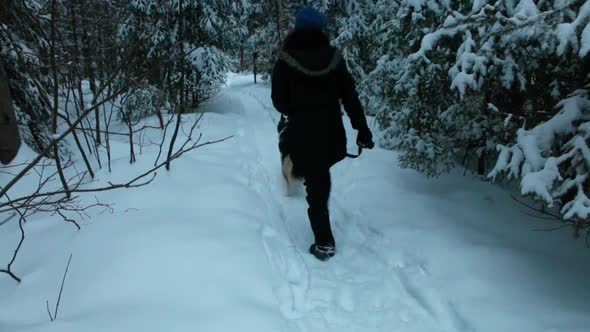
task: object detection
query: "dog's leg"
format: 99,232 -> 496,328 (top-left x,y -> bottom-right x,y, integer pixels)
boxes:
281,154 -> 289,182
282,154 -> 298,196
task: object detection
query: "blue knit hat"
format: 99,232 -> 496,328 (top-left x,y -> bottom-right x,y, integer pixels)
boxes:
295,6 -> 327,31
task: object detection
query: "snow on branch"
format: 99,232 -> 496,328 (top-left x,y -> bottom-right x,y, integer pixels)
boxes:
489,88 -> 590,220
556,1 -> 590,55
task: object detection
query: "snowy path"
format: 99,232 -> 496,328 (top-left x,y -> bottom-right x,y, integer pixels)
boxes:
221,75 -> 590,332
215,75 -> 590,332
225,78 -> 473,332
2,73 -> 590,332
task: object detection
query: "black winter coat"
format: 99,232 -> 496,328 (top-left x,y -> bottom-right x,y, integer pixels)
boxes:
271,30 -> 371,172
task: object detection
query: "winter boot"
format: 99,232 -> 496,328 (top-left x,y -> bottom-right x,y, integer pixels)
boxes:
309,243 -> 335,261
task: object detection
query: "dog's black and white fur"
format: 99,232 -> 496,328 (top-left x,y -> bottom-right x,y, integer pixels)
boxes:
278,116 -> 303,195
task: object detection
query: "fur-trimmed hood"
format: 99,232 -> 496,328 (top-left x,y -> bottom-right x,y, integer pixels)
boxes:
279,49 -> 342,77
279,30 -> 342,78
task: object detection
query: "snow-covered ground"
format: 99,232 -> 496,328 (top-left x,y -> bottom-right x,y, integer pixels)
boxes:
1,73 -> 590,332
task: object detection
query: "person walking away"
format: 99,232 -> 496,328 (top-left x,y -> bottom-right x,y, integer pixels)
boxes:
271,6 -> 374,261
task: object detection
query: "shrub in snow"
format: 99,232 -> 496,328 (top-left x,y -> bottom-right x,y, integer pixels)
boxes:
120,85 -> 167,122
120,0 -> 246,109
363,0 -> 590,178
287,0 -> 590,235
489,86 -> 590,231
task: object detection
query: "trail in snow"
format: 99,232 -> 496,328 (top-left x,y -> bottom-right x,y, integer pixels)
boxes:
1,73 -> 590,332
222,74 -> 590,332
224,77 -> 465,332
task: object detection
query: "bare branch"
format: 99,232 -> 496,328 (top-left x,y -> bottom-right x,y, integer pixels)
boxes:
0,84 -> 127,199
46,300 -> 54,321
0,190 -> 27,283
0,21 -> 155,198
511,195 -> 565,220
0,268 -> 21,283
511,195 -> 590,237
0,135 -> 233,212
54,254 -> 72,320
533,224 -> 572,232
56,210 -> 80,230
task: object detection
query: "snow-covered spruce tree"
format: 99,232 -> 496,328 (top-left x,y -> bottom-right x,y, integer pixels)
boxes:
120,0 -> 247,111
338,0 -> 404,116
374,0 -> 590,177
489,85 -> 590,235
488,2 -> 590,235
370,0 -> 466,176
239,0 -> 280,78
243,0 -> 309,79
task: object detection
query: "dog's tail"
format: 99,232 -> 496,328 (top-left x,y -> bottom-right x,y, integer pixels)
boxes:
282,154 -> 295,184
282,154 -> 302,196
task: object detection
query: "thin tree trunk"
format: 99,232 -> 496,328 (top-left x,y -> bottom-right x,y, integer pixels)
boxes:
127,113 -> 136,164
103,101 -> 114,172
166,0 -> 185,171
67,2 -> 93,177
79,0 -> 100,146
240,47 -> 244,72
253,51 -> 257,84
478,149 -> 487,176
152,88 -> 165,130
106,124 -> 112,171
50,0 -> 59,134
70,2 -> 96,157
0,212 -> 25,283
61,88 -> 94,178
50,0 -> 71,198
76,90 -> 95,156
62,115 -> 94,178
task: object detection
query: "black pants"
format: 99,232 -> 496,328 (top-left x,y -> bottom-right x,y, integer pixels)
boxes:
304,168 -> 335,246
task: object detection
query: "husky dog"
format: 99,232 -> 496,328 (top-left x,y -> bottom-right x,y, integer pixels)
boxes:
278,116 -> 303,195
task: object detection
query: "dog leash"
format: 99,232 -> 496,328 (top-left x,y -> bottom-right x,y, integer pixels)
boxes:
346,146 -> 363,159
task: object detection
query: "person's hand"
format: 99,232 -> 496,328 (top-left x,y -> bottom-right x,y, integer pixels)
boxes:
357,130 -> 374,149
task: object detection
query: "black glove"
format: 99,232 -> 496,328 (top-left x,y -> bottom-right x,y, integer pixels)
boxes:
357,129 -> 374,149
